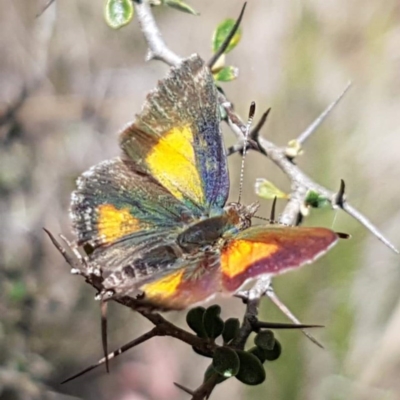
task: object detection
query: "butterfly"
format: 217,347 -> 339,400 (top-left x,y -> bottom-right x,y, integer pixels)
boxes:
70,54 -> 338,310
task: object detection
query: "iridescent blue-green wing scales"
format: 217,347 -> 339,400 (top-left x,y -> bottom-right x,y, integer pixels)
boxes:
70,157 -> 194,271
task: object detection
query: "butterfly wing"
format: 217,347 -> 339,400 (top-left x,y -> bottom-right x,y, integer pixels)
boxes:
70,157 -> 194,270
137,252 -> 221,310
220,225 -> 339,292
105,226 -> 338,309
71,55 -> 228,278
119,54 -> 229,215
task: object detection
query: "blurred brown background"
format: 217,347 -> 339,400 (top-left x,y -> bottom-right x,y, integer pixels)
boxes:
1,0 -> 400,399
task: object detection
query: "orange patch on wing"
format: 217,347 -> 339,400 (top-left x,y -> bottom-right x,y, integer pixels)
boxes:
97,204 -> 142,242
221,240 -> 279,278
141,270 -> 184,299
146,126 -> 204,204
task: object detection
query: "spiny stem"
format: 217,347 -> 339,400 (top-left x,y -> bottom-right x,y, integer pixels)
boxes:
296,81 -> 352,145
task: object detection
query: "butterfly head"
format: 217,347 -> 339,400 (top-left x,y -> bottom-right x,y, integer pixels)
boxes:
224,201 -> 259,232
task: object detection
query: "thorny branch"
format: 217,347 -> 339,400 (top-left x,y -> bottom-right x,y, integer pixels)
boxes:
45,1 -> 398,399
46,229 -> 316,398
135,0 -> 182,65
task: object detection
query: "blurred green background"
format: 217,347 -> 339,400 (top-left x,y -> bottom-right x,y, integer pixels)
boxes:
1,0 -> 400,399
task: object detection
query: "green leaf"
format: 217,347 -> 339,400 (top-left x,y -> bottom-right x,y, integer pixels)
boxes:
212,347 -> 240,378
248,346 -> 268,364
203,364 -> 227,384
222,318 -> 240,344
203,305 -> 224,339
263,340 -> 282,361
254,330 -> 275,351
104,0 -> 134,29
305,190 -> 330,209
186,306 -> 207,337
163,0 -> 199,15
255,178 -> 288,200
235,350 -> 266,386
213,66 -> 239,82
205,304 -> 221,317
212,18 -> 242,54
249,340 -> 282,363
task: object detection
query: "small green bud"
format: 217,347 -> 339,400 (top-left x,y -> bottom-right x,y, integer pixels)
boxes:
285,139 -> 303,158
213,66 -> 239,82
305,190 -> 330,209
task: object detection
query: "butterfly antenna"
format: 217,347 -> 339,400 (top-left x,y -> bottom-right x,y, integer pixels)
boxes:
253,215 -> 272,223
101,300 -> 110,374
238,102 -> 256,204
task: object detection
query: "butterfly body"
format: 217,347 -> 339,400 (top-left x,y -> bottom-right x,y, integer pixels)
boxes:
176,202 -> 255,251
70,55 -> 338,310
